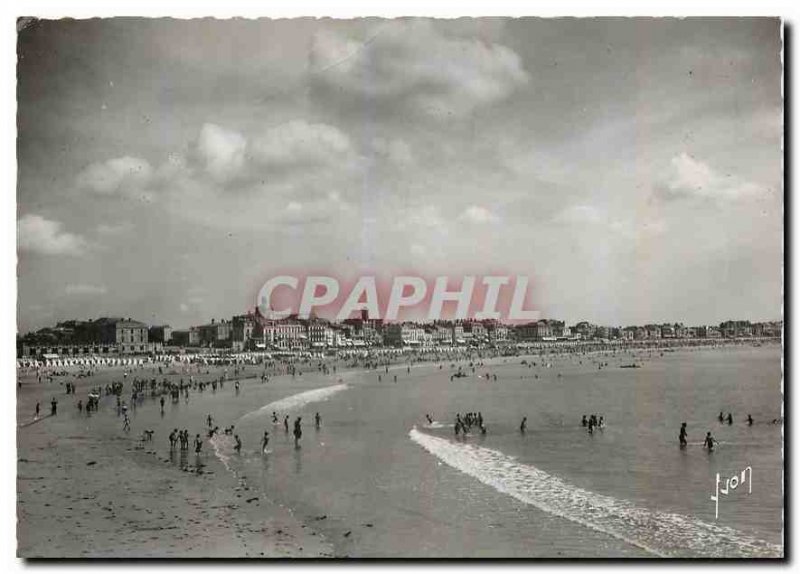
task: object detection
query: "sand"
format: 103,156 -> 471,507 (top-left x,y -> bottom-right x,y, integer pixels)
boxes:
16,365 -> 334,558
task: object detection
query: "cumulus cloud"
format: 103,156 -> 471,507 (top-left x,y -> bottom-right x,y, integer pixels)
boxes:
18,214 -> 88,256
251,120 -> 354,169
75,156 -> 153,196
657,153 -> 769,202
194,123 -> 248,184
311,19 -> 529,118
459,205 -> 500,224
64,283 -> 107,296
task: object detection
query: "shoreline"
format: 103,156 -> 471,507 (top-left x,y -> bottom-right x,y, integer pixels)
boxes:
17,340 -> 782,558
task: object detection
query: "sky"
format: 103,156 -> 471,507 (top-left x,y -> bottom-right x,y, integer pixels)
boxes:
16,17 -> 783,332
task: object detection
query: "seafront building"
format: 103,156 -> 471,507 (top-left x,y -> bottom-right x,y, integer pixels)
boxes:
17,311 -> 783,358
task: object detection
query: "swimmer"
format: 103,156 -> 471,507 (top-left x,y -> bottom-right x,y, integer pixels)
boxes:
704,431 -> 716,451
426,414 -> 433,425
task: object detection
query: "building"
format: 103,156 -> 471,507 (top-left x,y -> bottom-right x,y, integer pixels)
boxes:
18,317 -> 158,356
148,325 -> 173,344
384,323 -> 425,346
231,314 -> 256,351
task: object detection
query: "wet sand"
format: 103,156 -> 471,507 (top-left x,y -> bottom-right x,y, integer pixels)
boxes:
16,365 -> 334,558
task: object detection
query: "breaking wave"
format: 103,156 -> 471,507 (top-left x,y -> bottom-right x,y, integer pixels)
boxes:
241,383 -> 349,421
409,428 -> 782,558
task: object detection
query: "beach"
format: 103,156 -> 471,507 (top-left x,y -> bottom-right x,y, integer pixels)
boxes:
17,341 -> 784,558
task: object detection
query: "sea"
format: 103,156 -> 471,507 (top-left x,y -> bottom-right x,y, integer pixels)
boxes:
157,344 -> 784,558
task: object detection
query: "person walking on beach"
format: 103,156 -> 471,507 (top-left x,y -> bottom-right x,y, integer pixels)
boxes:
520,417 -> 527,434
315,412 -> 321,429
234,434 -> 242,454
679,422 -> 688,447
50,397 -> 58,416
704,431 -> 716,452
293,417 -> 303,448
261,430 -> 270,453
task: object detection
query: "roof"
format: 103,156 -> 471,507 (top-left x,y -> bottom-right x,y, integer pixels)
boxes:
115,320 -> 148,328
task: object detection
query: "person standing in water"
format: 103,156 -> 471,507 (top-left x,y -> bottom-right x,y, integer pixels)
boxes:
261,430 -> 270,453
581,415 -> 587,427
679,422 -> 688,447
314,412 -> 321,429
726,413 -> 733,425
718,411 -> 724,423
50,397 -> 58,416
704,431 -> 716,451
293,417 -> 302,448
194,434 -> 203,454
747,414 -> 754,425
520,417 -> 527,433
234,434 -> 242,454
35,402 -> 40,418
283,415 -> 289,433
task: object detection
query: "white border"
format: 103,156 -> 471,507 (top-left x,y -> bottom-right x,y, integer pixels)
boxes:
2,2 -> 792,574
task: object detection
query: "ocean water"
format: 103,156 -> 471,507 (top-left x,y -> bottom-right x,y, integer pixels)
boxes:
158,345 -> 784,557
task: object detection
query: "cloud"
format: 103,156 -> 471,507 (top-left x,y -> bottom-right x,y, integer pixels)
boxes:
311,20 -> 529,118
76,156 -> 153,196
64,283 -> 107,296
458,205 -> 500,224
657,153 -> 769,202
251,120 -> 354,169
18,214 -> 88,256
194,123 -> 248,184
